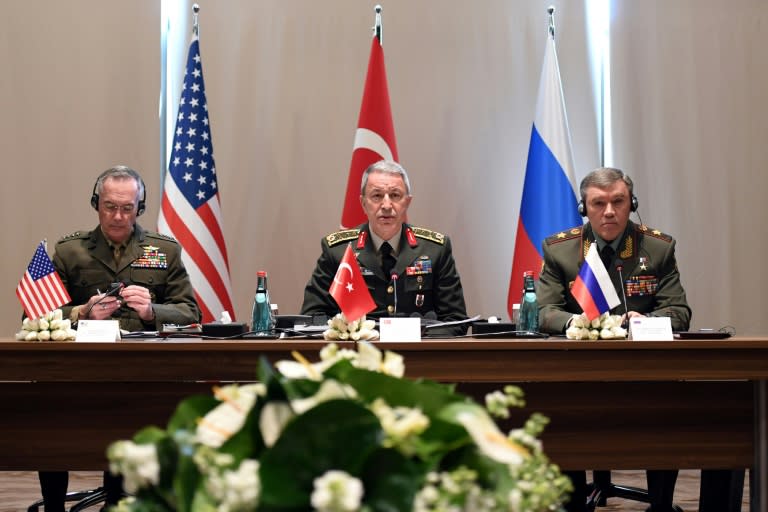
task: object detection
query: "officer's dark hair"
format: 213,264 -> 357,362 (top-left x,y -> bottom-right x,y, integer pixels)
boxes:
577,167 -> 638,216
90,165 -> 146,216
360,160 -> 412,196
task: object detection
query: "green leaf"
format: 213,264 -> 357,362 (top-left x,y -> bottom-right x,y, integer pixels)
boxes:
325,363 -> 465,415
258,399 -> 382,509
133,426 -> 169,444
360,448 -> 425,512
167,395 -> 219,433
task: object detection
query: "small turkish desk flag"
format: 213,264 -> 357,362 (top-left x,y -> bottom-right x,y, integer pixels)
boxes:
329,244 -> 376,322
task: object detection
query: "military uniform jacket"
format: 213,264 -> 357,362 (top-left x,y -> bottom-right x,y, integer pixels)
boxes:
537,221 -> 691,333
301,223 -> 468,336
53,224 -> 201,331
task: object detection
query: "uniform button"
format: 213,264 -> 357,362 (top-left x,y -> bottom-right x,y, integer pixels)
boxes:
387,305 -> 394,314
387,285 -> 394,294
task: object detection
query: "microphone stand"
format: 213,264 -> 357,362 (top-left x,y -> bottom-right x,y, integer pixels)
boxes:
390,273 -> 398,317
615,263 -> 630,330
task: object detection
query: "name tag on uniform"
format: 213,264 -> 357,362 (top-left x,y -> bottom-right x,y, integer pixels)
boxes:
379,317 -> 421,342
76,320 -> 121,342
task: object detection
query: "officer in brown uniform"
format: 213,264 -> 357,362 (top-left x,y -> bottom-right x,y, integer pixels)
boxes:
39,166 -> 200,511
537,167 -> 741,512
301,160 -> 468,337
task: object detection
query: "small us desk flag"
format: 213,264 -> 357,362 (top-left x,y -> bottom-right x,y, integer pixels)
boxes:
341,9 -> 398,228
158,34 -> 234,323
16,241 -> 71,320
571,243 -> 621,321
507,16 -> 581,319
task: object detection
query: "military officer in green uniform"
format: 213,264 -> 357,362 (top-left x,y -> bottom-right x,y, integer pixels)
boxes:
39,166 -> 200,512
536,167 -> 743,512
301,160 -> 468,337
537,170 -> 691,333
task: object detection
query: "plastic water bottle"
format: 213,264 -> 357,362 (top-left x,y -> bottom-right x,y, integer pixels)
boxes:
518,271 -> 539,332
251,270 -> 275,335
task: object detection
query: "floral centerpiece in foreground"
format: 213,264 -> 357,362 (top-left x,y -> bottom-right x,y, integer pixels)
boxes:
108,342 -> 571,511
565,312 -> 627,340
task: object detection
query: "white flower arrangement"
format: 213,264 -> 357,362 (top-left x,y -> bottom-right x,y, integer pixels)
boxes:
323,313 -> 379,341
15,309 -> 76,341
565,312 -> 627,340
107,341 -> 572,511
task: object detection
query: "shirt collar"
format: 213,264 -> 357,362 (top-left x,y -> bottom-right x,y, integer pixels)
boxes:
369,227 -> 402,255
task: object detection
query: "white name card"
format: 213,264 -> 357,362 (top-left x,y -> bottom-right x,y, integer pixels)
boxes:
629,316 -> 673,341
379,317 -> 422,342
76,320 -> 121,342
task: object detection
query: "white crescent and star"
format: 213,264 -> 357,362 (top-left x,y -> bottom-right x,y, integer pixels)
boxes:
334,262 -> 355,292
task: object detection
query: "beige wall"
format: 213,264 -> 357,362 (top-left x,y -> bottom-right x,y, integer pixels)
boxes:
1,1 -> 765,336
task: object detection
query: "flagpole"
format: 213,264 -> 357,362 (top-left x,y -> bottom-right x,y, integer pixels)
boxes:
192,3 -> 200,37
373,5 -> 382,45
547,6 -> 555,39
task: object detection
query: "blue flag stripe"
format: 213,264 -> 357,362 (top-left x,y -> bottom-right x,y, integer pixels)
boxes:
519,125 -> 582,258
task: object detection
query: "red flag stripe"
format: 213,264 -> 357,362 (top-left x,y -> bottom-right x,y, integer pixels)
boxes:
160,192 -> 234,319
341,36 -> 399,228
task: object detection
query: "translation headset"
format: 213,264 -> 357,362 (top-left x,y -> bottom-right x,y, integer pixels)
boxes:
90,166 -> 146,216
577,169 -> 639,217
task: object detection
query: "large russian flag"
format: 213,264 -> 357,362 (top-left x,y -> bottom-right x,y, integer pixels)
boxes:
571,243 -> 621,320
507,29 -> 582,319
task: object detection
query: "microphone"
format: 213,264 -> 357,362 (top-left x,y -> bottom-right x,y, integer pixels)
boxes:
390,273 -> 398,317
84,282 -> 125,318
615,261 -> 630,328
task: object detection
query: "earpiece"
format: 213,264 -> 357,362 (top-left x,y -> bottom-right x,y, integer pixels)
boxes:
91,166 -> 146,216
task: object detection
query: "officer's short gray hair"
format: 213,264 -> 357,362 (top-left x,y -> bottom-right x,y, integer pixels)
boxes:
579,167 -> 633,201
360,160 -> 412,196
95,165 -> 145,200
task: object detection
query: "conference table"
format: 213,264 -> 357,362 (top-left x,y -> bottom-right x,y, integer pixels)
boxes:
1,336 -> 766,508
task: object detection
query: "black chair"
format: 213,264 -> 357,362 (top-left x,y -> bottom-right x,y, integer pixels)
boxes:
28,487 -> 107,512
585,470 -> 683,512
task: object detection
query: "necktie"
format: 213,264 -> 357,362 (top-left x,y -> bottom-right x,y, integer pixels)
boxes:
600,245 -> 615,270
381,242 -> 397,277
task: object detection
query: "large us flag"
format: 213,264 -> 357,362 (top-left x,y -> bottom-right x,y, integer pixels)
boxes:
158,36 -> 234,323
507,27 -> 581,319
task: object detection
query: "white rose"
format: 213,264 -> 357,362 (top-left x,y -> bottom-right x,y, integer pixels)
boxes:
37,330 -> 51,341
15,330 -> 29,341
565,325 -> 581,340
612,326 -> 627,339
66,328 -> 77,340
599,328 -> 614,339
39,319 -> 50,331
588,329 -> 600,340
53,309 -> 64,321
25,318 -> 40,331
51,329 -> 68,341
25,331 -> 39,341
590,317 -> 601,329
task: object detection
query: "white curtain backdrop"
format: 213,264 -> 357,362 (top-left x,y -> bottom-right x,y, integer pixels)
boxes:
610,0 -> 768,334
5,1 -> 763,336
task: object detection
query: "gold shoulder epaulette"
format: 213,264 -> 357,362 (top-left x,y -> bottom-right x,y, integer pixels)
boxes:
411,226 -> 445,245
146,231 -> 178,243
57,231 -> 87,244
325,228 -> 360,247
545,226 -> 582,245
636,224 -> 672,243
